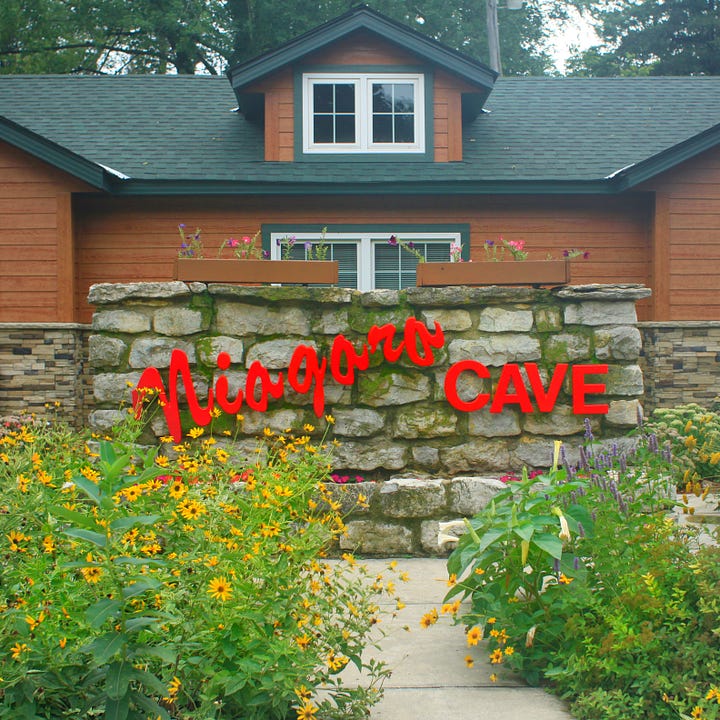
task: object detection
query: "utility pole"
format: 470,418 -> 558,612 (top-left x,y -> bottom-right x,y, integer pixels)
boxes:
486,0 -> 502,74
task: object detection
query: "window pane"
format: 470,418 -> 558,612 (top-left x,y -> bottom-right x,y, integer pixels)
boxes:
372,83 -> 393,113
313,115 -> 334,144
331,243 -> 358,288
335,83 -> 355,113
313,84 -> 334,113
394,114 -> 415,143
372,115 -> 393,143
335,115 -> 356,143
426,243 -> 452,262
393,84 -> 414,112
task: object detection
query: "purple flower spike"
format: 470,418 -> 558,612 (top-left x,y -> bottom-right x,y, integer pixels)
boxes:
388,235 -> 398,246
304,241 -> 313,251
583,251 -> 590,259
485,239 -> 494,247
262,250 -> 270,259
563,249 -> 570,257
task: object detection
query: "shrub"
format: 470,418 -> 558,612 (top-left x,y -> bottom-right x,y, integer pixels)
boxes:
0,418 -> 391,719
645,403 -> 720,487
437,422 -> 720,720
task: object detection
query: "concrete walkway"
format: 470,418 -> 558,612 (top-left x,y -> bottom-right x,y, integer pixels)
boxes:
346,558 -> 575,720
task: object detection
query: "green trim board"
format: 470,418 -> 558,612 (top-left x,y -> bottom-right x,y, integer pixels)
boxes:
613,121 -> 720,190
0,116 -> 111,190
261,223 -> 471,260
292,66 -> 434,162
227,5 -> 496,102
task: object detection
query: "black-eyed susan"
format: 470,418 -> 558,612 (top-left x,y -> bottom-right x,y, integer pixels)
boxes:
296,702 -> 318,719
80,566 -> 103,584
419,608 -> 438,628
466,626 -> 483,646
464,655 -> 474,668
208,576 -> 232,602
490,649 -> 504,664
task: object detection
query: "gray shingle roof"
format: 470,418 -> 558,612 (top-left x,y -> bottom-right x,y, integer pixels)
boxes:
1,74 -> 719,192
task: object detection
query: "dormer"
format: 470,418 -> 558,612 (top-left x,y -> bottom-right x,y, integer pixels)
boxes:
227,5 -> 496,163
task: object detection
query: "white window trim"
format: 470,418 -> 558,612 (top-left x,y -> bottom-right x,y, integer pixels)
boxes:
270,231 -> 460,291
302,73 -> 425,154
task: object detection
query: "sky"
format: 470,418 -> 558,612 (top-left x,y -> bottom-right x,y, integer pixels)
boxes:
546,6 -> 600,73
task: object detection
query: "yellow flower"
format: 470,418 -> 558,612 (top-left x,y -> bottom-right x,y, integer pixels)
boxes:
490,649 -> 504,664
208,576 -> 232,602
155,455 -> 170,468
464,655 -> 474,668
168,480 -> 187,499
691,707 -> 704,719
466,626 -> 483,646
325,414 -> 335,424
81,566 -> 103,584
447,573 -> 457,586
163,676 -> 182,702
504,646 -> 515,656
685,435 -> 697,449
296,702 -> 318,719
295,635 -> 311,650
489,673 -> 498,683
10,642 -> 28,660
187,427 -> 204,439
177,499 -> 207,521
441,600 -> 461,615
558,573 -> 574,585
420,609 -> 438,628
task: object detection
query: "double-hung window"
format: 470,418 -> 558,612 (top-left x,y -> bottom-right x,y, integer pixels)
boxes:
268,228 -> 466,290
302,73 -> 425,154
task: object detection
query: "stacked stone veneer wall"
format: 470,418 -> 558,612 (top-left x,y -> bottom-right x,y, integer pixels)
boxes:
640,322 -> 720,412
86,281 -> 651,553
0,323 -> 92,426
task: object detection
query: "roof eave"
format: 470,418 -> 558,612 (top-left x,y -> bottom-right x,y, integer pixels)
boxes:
613,122 -> 720,190
106,178 -> 622,196
0,116 -> 116,191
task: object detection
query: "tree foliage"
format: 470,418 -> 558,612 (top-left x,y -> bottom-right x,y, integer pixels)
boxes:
567,0 -> 720,76
1,0 -> 573,76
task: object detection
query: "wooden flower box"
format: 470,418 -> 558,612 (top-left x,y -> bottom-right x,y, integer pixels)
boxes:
175,258 -> 339,285
415,260 -> 570,287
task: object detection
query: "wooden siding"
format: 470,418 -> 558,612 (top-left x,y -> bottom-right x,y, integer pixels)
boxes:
0,142 -> 90,322
247,31 -> 474,162
73,193 -> 652,322
644,145 -> 720,320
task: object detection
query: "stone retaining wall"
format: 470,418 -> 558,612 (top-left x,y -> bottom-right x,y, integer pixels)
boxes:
0,323 -> 91,426
87,281 -> 649,478
640,322 -> 720,412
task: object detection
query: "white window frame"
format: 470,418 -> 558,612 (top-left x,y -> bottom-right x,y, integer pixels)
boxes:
302,73 -> 425,154
270,231 -> 460,290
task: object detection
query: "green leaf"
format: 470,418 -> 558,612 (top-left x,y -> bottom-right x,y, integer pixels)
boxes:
63,527 -> 107,548
104,693 -> 130,720
112,556 -> 165,567
106,661 -> 133,699
99,440 -> 117,466
86,599 -> 122,628
109,515 -> 161,531
132,645 -> 177,664
86,632 -> 128,664
532,532 -> 563,560
513,524 -> 535,542
70,475 -> 102,505
48,504 -> 97,530
122,578 -> 161,599
131,691 -> 170,720
125,616 -> 162,632
129,667 -> 169,696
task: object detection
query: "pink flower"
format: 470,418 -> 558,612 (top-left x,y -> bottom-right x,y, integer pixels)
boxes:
242,236 -> 252,244
226,237 -> 239,248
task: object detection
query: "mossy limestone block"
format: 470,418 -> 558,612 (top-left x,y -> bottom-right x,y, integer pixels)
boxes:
544,332 -> 591,362
340,520 -> 414,555
393,405 -> 457,438
478,307 -> 533,333
92,309 -> 150,333
564,301 -> 637,326
128,337 -> 195,368
332,408 -> 385,437
153,307 -> 206,336
358,371 -> 431,407
378,478 -> 445,518
332,440 -> 407,471
448,335 -> 541,366
88,335 -> 127,368
594,326 -> 642,361
215,303 -> 310,336
445,476 -> 506,515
